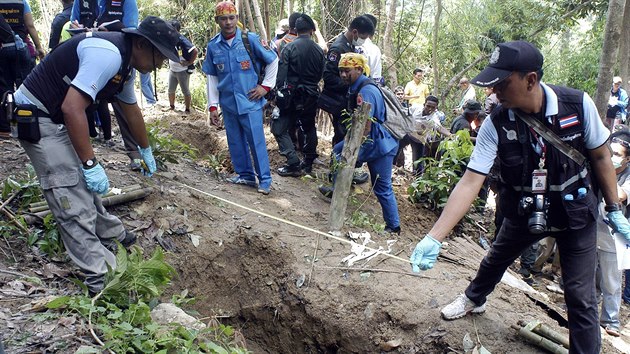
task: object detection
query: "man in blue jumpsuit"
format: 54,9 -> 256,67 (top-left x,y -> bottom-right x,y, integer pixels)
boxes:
203,1 -> 279,195
409,41 -> 630,353
11,16 -> 179,294
318,53 -> 401,233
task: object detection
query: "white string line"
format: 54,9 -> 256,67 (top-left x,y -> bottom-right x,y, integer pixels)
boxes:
162,176 -> 413,265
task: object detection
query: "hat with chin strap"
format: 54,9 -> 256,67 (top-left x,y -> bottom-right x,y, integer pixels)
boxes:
122,16 -> 180,62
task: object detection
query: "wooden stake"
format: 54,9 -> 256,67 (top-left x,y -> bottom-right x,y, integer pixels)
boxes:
328,103 -> 371,231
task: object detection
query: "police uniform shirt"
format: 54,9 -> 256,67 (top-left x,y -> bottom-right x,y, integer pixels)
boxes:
14,37 -> 136,110
276,34 -> 324,95
70,0 -> 138,28
467,82 -> 609,175
322,32 -> 352,95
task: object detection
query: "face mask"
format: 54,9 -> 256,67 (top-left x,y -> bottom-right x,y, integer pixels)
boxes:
612,155 -> 625,168
352,36 -> 366,47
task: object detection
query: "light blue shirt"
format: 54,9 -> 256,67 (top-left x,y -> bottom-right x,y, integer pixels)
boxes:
15,37 -> 135,108
468,82 -> 609,175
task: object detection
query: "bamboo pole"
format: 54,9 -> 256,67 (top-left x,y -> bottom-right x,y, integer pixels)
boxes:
519,320 -> 570,349
511,324 -> 569,354
27,184 -> 142,213
23,187 -> 152,225
250,0 -> 268,41
328,103 -> 371,231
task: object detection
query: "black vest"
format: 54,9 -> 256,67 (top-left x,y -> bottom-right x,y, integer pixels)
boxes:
78,0 -> 98,28
96,0 -> 125,27
0,0 -> 25,37
492,84 -> 598,229
22,32 -> 132,124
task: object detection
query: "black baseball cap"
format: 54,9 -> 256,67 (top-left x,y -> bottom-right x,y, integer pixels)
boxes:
122,16 -> 180,62
471,40 -> 543,87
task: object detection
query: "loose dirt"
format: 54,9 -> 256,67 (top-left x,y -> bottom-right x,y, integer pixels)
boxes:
1,105 -> 628,353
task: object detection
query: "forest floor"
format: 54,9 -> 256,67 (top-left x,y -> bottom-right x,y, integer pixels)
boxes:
1,102 -> 630,353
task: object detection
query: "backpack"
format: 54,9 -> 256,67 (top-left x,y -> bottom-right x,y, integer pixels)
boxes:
356,80 -> 415,140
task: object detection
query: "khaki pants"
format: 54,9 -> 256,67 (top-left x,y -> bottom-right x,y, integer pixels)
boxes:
20,118 -> 126,292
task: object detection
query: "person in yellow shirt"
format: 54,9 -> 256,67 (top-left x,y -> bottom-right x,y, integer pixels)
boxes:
403,68 -> 430,109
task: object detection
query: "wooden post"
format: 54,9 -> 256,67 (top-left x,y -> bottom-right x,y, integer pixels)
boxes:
328,103 -> 371,232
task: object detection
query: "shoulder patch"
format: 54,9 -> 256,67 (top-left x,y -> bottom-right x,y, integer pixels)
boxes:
327,51 -> 338,62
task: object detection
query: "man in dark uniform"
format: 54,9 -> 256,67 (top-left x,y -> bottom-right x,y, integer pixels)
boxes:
272,13 -> 324,176
11,16 -> 179,294
409,41 -> 630,353
49,0 -> 73,49
321,15 -> 373,146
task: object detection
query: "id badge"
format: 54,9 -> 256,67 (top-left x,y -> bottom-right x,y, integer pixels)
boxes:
532,169 -> 547,193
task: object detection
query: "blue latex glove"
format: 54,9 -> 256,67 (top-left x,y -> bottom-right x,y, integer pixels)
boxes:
607,210 -> 630,241
82,163 -> 109,195
410,235 -> 442,272
137,145 -> 157,177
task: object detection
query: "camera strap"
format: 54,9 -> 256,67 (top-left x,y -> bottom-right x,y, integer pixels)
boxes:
512,109 -> 586,167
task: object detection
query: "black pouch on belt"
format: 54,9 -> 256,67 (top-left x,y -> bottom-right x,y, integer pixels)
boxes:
15,104 -> 40,143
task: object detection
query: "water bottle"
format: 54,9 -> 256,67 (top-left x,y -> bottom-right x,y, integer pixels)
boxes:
577,187 -> 587,200
6,93 -> 16,138
14,34 -> 25,50
564,194 -> 574,201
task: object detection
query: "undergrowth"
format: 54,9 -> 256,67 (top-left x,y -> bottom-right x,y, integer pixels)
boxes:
47,247 -> 248,353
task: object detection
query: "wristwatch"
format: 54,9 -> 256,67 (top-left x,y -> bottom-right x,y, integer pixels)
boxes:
83,157 -> 97,169
605,202 -> 623,212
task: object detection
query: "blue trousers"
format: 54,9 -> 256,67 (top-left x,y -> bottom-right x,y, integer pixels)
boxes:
333,142 -> 400,229
140,72 -> 156,104
466,218 -> 600,354
223,110 -> 272,189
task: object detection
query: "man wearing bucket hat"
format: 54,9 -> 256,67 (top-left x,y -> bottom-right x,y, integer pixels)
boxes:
450,100 -> 482,142
10,16 -> 179,294
203,1 -> 279,195
409,40 -> 630,353
318,53 -> 401,234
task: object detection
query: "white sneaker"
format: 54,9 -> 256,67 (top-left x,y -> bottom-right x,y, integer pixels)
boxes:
440,294 -> 486,320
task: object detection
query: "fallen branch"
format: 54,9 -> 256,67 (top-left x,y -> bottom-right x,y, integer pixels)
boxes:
306,235 -> 321,288
0,268 -> 27,277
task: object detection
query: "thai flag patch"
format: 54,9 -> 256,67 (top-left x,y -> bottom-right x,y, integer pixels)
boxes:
111,0 -> 121,6
558,114 -> 579,129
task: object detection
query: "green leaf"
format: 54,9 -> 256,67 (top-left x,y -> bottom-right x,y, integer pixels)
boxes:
46,296 -> 71,309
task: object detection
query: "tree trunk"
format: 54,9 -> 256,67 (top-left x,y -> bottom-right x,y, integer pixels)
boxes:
593,0 -> 626,118
440,54 -> 488,103
251,0 -> 268,41
287,0 -> 292,16
263,0 -> 270,40
242,0 -> 257,32
329,103 -> 371,232
618,0 -> 630,85
319,0 -> 327,40
382,0 -> 397,87
431,0 -> 442,95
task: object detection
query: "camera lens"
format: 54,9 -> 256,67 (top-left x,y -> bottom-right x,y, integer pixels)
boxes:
528,212 -> 546,234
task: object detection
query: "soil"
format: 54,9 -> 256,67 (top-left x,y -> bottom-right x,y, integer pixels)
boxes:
1,104 -> 629,353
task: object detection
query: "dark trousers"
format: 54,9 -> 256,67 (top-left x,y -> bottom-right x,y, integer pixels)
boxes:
395,135 -> 424,174
111,101 -> 141,161
87,101 -> 112,140
331,111 -> 347,146
465,218 -> 600,354
271,94 -> 318,167
0,45 -> 29,132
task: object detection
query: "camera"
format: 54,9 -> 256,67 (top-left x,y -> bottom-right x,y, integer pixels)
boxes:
519,194 -> 548,234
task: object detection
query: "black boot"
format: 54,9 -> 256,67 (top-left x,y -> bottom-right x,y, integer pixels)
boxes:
277,163 -> 303,177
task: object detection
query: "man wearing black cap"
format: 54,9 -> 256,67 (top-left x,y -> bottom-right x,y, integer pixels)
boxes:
272,13 -> 324,176
450,100 -> 482,142
10,16 -> 179,294
408,40 -> 630,353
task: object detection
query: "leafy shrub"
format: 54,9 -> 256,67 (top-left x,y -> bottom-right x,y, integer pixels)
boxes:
146,121 -> 198,169
408,130 -> 475,209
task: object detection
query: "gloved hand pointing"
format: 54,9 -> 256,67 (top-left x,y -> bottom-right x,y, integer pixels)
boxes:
137,145 -> 157,177
82,163 -> 109,195
608,210 -> 630,242
410,234 -> 442,272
